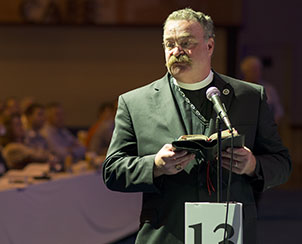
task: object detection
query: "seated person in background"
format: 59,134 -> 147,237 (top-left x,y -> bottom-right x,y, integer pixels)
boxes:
20,96 -> 36,128
41,103 -> 86,163
24,103 -> 49,150
0,97 -> 22,140
0,100 -> 8,175
0,99 -> 7,143
0,152 -> 7,176
0,97 -> 20,137
1,97 -> 21,118
0,113 -> 51,169
86,101 -> 116,156
240,56 -> 284,123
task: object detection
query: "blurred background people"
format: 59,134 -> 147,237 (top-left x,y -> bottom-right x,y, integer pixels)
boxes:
20,96 -> 36,128
0,113 -> 51,169
24,103 -> 49,151
240,55 -> 286,211
1,97 -> 21,118
86,101 -> 116,156
240,56 -> 284,123
0,99 -> 7,175
0,154 -> 7,176
41,102 -> 86,164
0,99 -> 7,141
0,97 -> 21,142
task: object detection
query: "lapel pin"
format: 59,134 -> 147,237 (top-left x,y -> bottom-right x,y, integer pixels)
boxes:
222,89 -> 230,95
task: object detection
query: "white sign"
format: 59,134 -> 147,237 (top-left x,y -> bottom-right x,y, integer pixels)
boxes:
185,202 -> 243,244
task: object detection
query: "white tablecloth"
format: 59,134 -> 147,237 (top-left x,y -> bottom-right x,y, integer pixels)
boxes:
0,171 -> 142,244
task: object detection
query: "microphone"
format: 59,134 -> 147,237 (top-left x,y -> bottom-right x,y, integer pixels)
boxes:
206,87 -> 232,132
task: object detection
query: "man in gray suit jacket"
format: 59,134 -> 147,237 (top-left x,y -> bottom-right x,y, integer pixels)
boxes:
103,8 -> 291,244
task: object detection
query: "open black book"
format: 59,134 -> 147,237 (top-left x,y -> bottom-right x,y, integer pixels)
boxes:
172,129 -> 245,161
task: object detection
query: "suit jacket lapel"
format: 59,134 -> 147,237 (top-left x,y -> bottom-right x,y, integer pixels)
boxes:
152,74 -> 186,139
150,72 -> 234,138
206,71 -> 235,135
213,72 -> 234,112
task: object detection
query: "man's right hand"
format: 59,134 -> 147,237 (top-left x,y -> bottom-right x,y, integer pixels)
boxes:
153,144 -> 195,178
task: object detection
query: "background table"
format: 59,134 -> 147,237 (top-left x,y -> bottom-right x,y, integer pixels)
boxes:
0,171 -> 142,244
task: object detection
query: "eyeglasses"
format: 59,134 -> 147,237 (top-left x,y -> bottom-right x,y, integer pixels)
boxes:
163,37 -> 199,51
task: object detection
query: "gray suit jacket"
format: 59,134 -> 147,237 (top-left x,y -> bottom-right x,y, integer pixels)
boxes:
103,72 -> 291,244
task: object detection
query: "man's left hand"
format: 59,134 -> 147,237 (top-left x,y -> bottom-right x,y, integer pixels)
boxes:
221,146 -> 256,176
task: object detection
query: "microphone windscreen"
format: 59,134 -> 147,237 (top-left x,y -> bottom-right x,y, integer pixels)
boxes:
206,87 -> 221,100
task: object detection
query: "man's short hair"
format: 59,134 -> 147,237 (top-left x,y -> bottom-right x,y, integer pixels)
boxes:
164,8 -> 215,40
24,103 -> 44,117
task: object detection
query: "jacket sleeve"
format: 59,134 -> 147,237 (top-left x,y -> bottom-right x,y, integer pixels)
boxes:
250,87 -> 292,192
102,95 -> 161,193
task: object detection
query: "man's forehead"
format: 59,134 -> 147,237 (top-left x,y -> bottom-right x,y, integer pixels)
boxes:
164,33 -> 194,41
163,20 -> 203,39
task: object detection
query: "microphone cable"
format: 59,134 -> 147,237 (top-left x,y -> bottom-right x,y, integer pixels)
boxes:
223,130 -> 234,243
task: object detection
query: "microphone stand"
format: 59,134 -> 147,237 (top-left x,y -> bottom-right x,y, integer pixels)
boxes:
216,116 -> 223,203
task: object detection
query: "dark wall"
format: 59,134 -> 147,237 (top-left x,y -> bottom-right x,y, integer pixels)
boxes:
0,25 -> 227,127
237,0 -> 301,125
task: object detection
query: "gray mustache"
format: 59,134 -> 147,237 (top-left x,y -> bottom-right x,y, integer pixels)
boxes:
167,54 -> 192,68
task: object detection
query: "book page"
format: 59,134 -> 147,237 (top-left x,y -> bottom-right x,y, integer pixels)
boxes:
177,134 -> 208,141
178,128 -> 239,142
209,128 -> 238,141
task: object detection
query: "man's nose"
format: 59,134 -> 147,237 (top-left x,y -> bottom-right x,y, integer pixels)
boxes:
171,45 -> 185,57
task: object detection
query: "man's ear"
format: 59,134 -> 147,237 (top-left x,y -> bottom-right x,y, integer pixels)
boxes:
207,38 -> 214,51
207,38 -> 214,55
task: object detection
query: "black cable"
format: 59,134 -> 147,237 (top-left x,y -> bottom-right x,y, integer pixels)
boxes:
223,131 -> 234,243
216,116 -> 222,203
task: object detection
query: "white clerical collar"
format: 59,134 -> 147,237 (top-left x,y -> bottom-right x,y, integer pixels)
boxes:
173,70 -> 213,90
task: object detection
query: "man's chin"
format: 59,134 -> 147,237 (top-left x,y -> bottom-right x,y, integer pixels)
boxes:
170,64 -> 189,77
